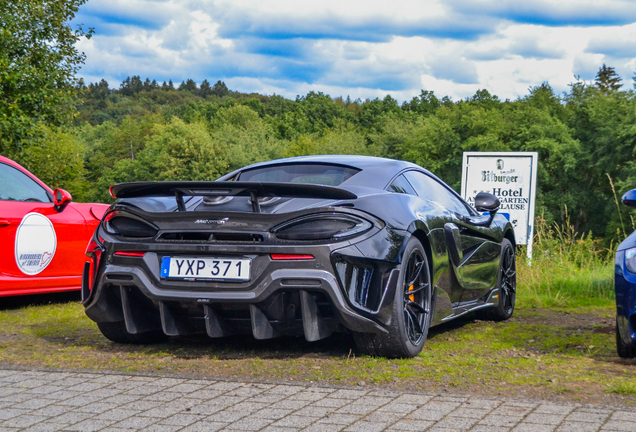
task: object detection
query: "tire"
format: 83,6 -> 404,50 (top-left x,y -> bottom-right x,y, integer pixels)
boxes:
482,238 -> 516,321
354,236 -> 432,358
616,319 -> 636,358
97,321 -> 167,344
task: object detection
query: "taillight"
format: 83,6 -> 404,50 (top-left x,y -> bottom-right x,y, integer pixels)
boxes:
272,213 -> 372,241
114,251 -> 146,257
109,185 -> 116,199
85,238 -> 103,293
270,254 -> 314,260
104,212 -> 158,238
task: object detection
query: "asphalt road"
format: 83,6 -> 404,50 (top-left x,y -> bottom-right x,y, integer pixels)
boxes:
0,367 -> 635,432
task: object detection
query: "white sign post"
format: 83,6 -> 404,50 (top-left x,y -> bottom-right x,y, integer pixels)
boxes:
461,152 -> 538,261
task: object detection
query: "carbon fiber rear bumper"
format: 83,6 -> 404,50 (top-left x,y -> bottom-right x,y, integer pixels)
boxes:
83,252 -> 393,342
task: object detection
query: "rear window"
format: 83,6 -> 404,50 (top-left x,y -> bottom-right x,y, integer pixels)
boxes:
238,163 -> 359,186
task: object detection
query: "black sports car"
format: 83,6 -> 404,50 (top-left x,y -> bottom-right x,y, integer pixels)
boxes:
82,155 -> 516,358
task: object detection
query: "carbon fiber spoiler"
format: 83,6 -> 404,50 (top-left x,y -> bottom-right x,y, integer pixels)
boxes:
109,181 -> 357,212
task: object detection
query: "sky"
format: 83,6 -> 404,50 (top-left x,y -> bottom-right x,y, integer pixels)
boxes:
73,0 -> 636,102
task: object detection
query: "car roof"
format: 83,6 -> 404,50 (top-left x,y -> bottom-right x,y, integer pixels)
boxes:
228,155 -> 425,190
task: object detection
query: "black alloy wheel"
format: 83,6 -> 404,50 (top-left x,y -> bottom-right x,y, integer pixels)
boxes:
402,248 -> 431,345
353,237 -> 432,358
483,238 -> 516,321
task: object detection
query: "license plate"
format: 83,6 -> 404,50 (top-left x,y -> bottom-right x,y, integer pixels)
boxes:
160,257 -> 251,281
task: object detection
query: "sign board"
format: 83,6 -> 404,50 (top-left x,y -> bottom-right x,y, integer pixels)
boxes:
461,152 -> 538,259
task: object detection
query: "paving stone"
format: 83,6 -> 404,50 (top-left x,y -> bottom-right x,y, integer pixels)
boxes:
2,368 -> 635,432
73,403 -> 120,414
30,405 -> 71,418
63,419 -> 117,431
94,408 -> 139,421
112,416 -> 160,429
329,390 -> 368,399
389,419 -> 435,431
611,412 -> 636,422
224,417 -> 273,430
534,404 -> 576,415
206,410 -> 248,423
406,408 -> 449,421
558,421 -> 605,432
301,424 -> 344,432
224,402 -> 269,414
349,396 -> 393,406
470,426 -> 511,432
180,420 -> 227,431
447,407 -> 490,419
273,415 -> 316,428
1,415 -> 50,428
478,415 -> 523,427
512,424 -> 557,432
316,414 -> 362,425
158,413 -> 203,426
138,424 -> 182,432
433,416 -> 478,430
377,402 -> 417,413
260,426 -> 300,432
22,422 -> 67,432
0,409 -> 28,420
269,399 -> 312,410
566,411 -> 611,423
294,406 -> 338,417
343,421 -> 388,432
47,411 -> 94,425
601,421 -> 636,431
312,398 -> 351,408
523,412 -> 567,424
253,409 -> 295,420
335,404 -> 378,415
491,404 -> 536,416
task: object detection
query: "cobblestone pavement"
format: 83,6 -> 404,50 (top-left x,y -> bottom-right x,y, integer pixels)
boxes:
0,368 -> 635,432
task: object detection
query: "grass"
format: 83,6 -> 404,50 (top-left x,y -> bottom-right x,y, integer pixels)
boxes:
0,217 -> 634,406
516,215 -> 616,309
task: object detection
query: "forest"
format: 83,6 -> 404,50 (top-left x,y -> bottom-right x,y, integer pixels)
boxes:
10,67 -> 636,245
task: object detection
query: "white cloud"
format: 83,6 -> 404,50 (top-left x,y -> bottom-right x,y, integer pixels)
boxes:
74,0 -> 636,101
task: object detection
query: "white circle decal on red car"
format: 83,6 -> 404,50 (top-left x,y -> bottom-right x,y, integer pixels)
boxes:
15,212 -> 57,275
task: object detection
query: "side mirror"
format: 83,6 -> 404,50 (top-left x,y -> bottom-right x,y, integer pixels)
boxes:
473,192 -> 499,226
623,189 -> 636,208
53,188 -> 72,212
474,192 -> 500,213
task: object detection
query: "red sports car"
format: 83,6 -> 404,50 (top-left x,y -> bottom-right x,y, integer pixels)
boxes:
0,155 -> 109,297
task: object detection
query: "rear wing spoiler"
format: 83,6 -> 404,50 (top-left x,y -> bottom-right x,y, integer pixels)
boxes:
109,181 -> 357,212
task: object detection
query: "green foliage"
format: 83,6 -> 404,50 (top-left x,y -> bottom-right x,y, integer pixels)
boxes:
517,215 -> 615,309
18,127 -> 88,200
45,66 -> 636,247
0,0 -> 92,154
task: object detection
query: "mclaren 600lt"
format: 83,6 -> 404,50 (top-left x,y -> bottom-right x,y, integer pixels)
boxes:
82,156 -> 516,358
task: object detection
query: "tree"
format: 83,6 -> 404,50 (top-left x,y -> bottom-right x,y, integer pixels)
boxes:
402,90 -> 441,115
199,79 -> 212,97
211,80 -> 230,97
595,64 -> 622,93
0,0 -> 93,155
179,79 -> 197,92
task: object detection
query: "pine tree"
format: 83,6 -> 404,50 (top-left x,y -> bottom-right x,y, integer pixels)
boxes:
199,79 -> 212,97
595,64 -> 622,92
211,80 -> 229,97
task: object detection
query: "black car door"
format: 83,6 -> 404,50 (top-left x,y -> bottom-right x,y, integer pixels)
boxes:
402,171 -> 500,305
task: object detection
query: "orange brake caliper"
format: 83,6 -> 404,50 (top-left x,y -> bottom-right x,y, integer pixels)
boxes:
408,284 -> 415,302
